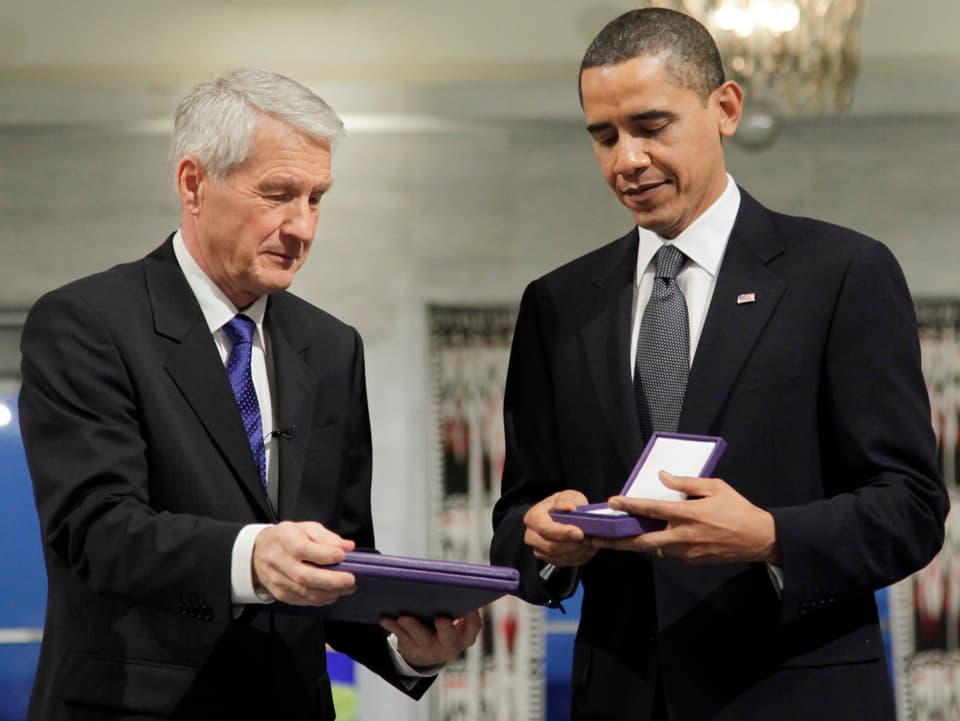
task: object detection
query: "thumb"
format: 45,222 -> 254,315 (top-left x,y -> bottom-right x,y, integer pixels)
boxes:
660,471 -> 716,498
658,470 -> 698,493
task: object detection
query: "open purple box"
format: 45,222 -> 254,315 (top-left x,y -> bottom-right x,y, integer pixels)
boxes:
549,432 -> 726,538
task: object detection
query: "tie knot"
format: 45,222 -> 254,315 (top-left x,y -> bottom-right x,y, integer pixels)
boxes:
223,314 -> 256,346
654,245 -> 686,281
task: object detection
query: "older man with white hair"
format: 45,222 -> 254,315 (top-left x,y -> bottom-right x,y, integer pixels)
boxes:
19,69 -> 479,721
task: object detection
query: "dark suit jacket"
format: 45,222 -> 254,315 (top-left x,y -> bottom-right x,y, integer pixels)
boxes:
490,190 -> 948,721
19,238 -> 430,721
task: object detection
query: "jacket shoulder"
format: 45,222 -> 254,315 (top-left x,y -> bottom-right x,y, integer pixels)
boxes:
740,188 -> 884,258
27,257 -> 150,324
531,228 -> 637,294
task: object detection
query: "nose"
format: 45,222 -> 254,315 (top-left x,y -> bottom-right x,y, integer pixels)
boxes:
613,136 -> 650,176
282,197 -> 317,242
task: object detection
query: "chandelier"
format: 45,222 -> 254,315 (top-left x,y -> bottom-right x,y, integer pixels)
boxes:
645,0 -> 866,148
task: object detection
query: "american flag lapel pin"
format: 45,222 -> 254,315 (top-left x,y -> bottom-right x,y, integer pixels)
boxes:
737,292 -> 756,305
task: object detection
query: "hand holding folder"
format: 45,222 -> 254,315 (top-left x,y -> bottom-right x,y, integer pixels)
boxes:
275,552 -> 519,625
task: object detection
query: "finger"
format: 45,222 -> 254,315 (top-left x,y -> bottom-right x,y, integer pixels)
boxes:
530,536 -> 594,564
290,534 -> 353,567
537,545 -> 598,567
300,521 -> 356,552
588,535 -> 653,553
525,492 -> 589,531
433,616 -> 460,650
378,616 -> 408,640
296,566 -> 357,593
433,616 -> 481,659
258,550 -> 357,604
275,585 -> 353,606
457,611 -> 482,646
658,471 -> 719,497
541,523 -> 587,543
551,490 -> 589,512
261,523 -> 351,567
607,495 -> 683,522
262,570 -> 356,606
588,527 -> 674,555
524,523 -> 585,550
393,615 -> 438,647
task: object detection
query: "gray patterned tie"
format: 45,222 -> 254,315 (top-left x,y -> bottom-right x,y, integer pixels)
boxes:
635,244 -> 689,440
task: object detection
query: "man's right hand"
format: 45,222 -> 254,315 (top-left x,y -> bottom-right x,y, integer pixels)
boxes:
523,491 -> 598,568
251,521 -> 357,606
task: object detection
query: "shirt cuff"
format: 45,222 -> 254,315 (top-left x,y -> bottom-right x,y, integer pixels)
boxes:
386,632 -> 444,681
231,523 -> 276,605
765,562 -> 784,599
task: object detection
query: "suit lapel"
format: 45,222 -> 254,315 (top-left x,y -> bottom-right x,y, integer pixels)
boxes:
145,239 -> 274,519
265,296 -> 316,519
581,230 -> 645,472
680,191 -> 787,434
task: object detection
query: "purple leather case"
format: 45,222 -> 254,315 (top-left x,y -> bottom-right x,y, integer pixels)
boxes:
276,551 -> 519,624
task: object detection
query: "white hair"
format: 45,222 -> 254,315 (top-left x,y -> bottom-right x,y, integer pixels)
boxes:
169,68 -> 344,185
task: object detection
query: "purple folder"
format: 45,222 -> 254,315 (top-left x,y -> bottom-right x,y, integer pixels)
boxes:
549,432 -> 727,538
276,551 -> 519,624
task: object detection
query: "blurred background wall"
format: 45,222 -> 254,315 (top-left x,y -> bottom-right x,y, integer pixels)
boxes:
0,1 -> 957,720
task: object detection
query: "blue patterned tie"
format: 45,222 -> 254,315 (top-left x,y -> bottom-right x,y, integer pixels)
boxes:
223,315 -> 266,486
635,245 -> 689,440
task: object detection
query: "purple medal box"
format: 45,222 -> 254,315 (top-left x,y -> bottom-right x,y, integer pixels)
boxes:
549,432 -> 727,538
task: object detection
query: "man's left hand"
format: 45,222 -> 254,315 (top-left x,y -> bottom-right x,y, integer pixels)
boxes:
589,471 -> 782,565
380,612 -> 482,670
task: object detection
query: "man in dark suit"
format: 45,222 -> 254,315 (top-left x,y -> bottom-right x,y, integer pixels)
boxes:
490,9 -> 948,721
19,69 -> 479,721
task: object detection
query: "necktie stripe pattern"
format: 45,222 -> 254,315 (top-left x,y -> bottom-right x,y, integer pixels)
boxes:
223,315 -> 267,486
635,244 -> 690,440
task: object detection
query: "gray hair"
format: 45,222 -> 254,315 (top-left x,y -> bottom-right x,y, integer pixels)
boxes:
580,8 -> 725,104
169,68 -> 344,184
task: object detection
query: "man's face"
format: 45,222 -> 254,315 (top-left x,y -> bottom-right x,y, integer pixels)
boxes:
580,55 -> 740,239
180,115 -> 333,309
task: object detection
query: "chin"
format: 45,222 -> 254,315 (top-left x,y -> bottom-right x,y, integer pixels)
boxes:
258,264 -> 298,285
629,207 -> 681,236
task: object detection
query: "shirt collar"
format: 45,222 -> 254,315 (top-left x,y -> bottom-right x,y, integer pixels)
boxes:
172,229 -> 268,337
635,174 -> 741,285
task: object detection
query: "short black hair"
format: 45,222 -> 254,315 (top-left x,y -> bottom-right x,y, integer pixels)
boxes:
580,8 -> 726,103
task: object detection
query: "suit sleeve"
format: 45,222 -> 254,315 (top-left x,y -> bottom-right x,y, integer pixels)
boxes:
490,282 -> 579,606
771,241 -> 949,621
19,288 -> 241,619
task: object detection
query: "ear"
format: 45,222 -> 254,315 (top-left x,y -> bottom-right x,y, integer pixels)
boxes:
176,157 -> 205,217
714,80 -> 744,139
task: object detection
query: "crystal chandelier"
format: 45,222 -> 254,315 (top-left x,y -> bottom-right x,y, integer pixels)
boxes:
645,0 -> 866,148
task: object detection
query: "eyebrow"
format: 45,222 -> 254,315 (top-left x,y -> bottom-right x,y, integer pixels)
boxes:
586,110 -> 673,134
258,176 -> 330,195
258,177 -> 301,193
